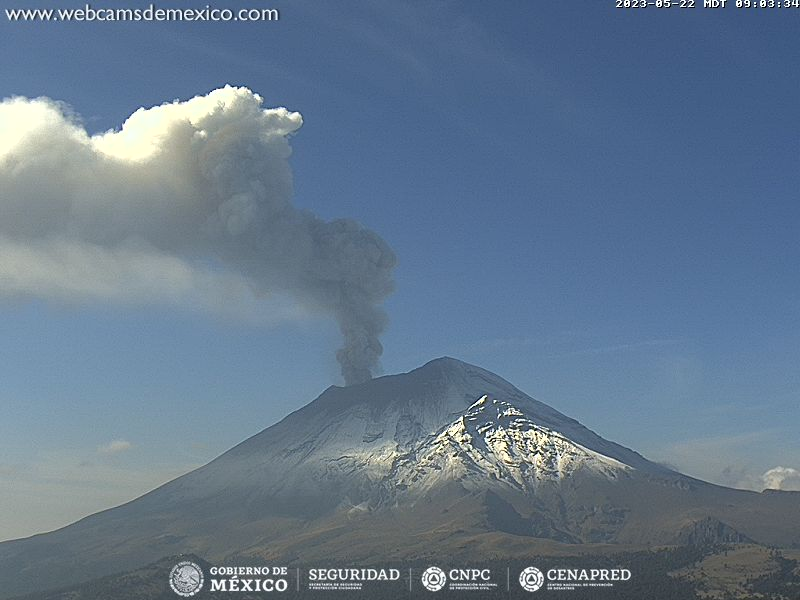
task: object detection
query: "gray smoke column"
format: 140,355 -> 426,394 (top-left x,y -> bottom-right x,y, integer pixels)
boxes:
0,86 -> 396,384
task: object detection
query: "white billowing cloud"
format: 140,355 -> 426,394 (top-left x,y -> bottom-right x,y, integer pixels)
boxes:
0,236 -> 306,324
0,86 -> 395,383
761,466 -> 800,491
97,439 -> 133,454
655,430 -> 800,492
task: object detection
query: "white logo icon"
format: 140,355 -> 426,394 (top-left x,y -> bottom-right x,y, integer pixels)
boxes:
421,566 -> 447,591
169,561 -> 204,597
519,566 -> 545,592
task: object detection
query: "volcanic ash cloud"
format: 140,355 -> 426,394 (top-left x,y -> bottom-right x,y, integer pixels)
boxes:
0,86 -> 396,384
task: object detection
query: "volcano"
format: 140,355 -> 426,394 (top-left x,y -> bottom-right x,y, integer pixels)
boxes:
1,357 -> 798,598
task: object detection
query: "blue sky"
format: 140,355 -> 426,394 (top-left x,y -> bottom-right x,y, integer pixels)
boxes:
1,1 -> 799,541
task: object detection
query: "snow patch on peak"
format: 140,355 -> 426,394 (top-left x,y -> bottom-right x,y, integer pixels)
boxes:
391,395 -> 630,496
468,394 -> 490,409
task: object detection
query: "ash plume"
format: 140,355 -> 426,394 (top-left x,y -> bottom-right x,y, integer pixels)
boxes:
0,86 -> 395,384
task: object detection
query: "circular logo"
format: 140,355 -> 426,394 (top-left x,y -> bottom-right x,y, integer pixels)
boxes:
519,566 -> 544,592
169,561 -> 204,597
421,566 -> 447,592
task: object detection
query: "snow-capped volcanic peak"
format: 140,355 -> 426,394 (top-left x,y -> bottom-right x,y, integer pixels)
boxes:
394,395 -> 630,494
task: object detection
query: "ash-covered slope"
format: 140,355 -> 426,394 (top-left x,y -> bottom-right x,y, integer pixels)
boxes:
1,357 -> 798,600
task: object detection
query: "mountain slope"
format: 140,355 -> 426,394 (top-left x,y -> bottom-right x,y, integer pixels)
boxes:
1,357 -> 798,599
390,394 -> 630,496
